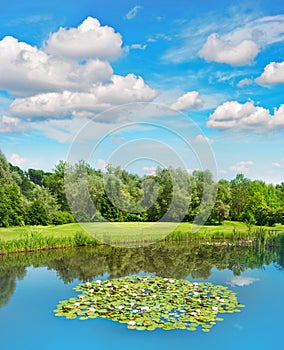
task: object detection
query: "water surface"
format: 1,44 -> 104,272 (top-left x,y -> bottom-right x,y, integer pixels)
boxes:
0,241 -> 283,350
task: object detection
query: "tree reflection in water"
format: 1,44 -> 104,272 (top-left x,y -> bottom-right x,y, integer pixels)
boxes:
0,240 -> 284,307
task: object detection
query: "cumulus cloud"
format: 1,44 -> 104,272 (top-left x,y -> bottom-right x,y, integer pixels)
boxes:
0,35 -> 113,97
255,61 -> 284,85
0,115 -> 30,133
0,16 -> 158,125
272,162 -> 281,168
10,74 -> 158,120
10,153 -> 26,166
170,91 -> 203,111
45,17 -> 123,61
207,100 -> 284,133
237,78 -> 253,88
199,33 -> 259,66
125,5 -> 143,20
230,161 -> 254,173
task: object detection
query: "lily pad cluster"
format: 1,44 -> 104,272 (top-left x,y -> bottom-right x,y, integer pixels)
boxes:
54,276 -> 244,332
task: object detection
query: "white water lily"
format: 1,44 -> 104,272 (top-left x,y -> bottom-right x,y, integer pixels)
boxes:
89,307 -> 96,312
212,306 -> 218,311
133,293 -> 137,297
79,295 -> 85,300
96,280 -> 102,284
164,278 -> 168,282
106,282 -> 112,287
129,302 -> 135,307
74,302 -> 80,307
85,282 -> 92,288
169,279 -> 174,284
118,305 -> 124,310
141,306 -> 150,311
193,282 -> 198,287
133,309 -> 139,313
190,312 -> 197,316
152,294 -> 157,298
196,309 -> 201,313
89,289 -> 94,293
219,298 -> 225,303
128,321 -> 136,326
193,292 -> 199,296
124,285 -> 129,289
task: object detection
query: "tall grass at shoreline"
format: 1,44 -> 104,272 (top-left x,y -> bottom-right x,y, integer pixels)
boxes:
0,221 -> 283,254
0,230 -> 97,254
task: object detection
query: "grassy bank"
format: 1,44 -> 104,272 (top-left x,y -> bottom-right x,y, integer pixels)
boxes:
0,221 -> 284,254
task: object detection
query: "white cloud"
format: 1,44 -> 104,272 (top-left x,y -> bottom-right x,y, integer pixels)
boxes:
9,153 -> 26,166
272,162 -> 281,168
0,35 -> 113,97
164,14 -> 284,64
230,161 -> 254,173
255,61 -> 284,85
10,74 -> 158,120
142,166 -> 156,176
228,276 -> 258,287
130,43 -> 147,50
237,78 -> 253,88
207,101 -> 284,133
96,159 -> 108,171
199,33 -> 259,66
45,17 -> 123,61
170,91 -> 203,111
223,15 -> 284,47
0,115 -> 30,133
125,5 -> 143,20
191,134 -> 211,144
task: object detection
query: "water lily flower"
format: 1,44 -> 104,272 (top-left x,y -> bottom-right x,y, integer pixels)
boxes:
169,279 -> 174,284
190,312 -> 197,316
89,307 -> 96,312
124,285 -> 129,289
193,292 -> 199,296
141,288 -> 146,293
106,283 -> 112,287
79,295 -> 85,300
212,306 -> 218,311
196,309 -> 201,313
219,298 -> 225,303
85,282 -> 92,288
129,302 -> 135,307
118,305 -> 124,310
152,294 -> 157,298
96,280 -> 102,284
141,306 -> 150,311
133,309 -> 139,313
128,321 -> 136,326
164,278 -> 168,282
89,289 -> 94,293
133,293 -> 137,297
193,282 -> 198,287
74,302 -> 80,307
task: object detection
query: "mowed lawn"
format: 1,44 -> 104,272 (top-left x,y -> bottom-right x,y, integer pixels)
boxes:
0,221 -> 283,244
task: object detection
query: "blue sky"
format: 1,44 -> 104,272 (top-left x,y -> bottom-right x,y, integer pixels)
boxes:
0,0 -> 284,183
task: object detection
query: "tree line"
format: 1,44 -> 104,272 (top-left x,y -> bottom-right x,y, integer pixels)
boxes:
1,150 -> 284,227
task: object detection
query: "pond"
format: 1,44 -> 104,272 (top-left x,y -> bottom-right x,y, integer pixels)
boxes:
1,240 -> 284,350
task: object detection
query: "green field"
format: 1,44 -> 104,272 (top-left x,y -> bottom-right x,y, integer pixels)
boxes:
0,220 -> 283,248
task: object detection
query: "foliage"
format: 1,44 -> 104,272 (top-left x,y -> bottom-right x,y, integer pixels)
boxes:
54,275 -> 244,332
1,149 -> 284,228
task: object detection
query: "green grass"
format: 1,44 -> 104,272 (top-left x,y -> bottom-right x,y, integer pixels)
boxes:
0,221 -> 283,253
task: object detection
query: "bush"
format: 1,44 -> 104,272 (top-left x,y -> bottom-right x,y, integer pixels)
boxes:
51,211 -> 75,225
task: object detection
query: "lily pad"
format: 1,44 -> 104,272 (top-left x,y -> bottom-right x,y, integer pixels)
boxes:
54,276 -> 244,332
